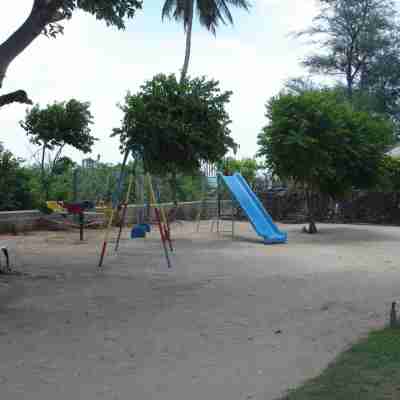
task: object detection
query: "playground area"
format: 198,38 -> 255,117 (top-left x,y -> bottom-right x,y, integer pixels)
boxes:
1,221 -> 400,399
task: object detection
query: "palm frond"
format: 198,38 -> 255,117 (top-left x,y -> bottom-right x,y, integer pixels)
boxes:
162,0 -> 177,20
196,0 -> 251,34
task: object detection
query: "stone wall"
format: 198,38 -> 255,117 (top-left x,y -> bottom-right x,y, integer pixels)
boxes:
335,192 -> 400,225
257,190 -> 400,226
257,191 -> 331,223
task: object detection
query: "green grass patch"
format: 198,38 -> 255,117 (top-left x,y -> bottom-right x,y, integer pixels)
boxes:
282,328 -> 400,400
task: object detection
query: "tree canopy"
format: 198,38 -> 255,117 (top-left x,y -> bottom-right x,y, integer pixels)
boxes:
21,99 -> 95,152
377,155 -> 400,192
0,0 -> 142,108
162,0 -> 250,81
298,0 -> 400,99
20,99 -> 96,199
219,157 -> 260,187
258,89 -> 394,232
113,73 -> 236,175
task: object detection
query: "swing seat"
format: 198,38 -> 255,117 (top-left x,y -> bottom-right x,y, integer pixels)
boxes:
138,223 -> 151,233
131,225 -> 146,239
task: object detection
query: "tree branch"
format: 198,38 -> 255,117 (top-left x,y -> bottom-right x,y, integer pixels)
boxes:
0,0 -> 64,88
0,90 -> 33,108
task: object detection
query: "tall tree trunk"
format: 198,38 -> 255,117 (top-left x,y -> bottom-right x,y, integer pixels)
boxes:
346,69 -> 353,99
0,0 -> 63,106
305,189 -> 317,234
180,1 -> 194,83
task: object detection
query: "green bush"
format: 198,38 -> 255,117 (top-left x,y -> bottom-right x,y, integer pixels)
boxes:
0,144 -> 39,211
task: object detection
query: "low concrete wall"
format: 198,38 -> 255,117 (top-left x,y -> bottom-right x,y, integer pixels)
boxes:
0,201 -> 234,233
123,200 -> 233,224
0,210 -> 42,234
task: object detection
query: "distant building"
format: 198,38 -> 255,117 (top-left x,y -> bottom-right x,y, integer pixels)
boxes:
82,155 -> 100,168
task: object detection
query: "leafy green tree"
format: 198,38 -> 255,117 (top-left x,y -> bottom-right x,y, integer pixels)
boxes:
258,89 -> 394,233
286,75 -> 400,139
284,77 -> 322,95
75,161 -> 123,203
219,157 -> 260,187
113,73 -> 236,202
0,144 -> 38,211
377,155 -> 400,192
20,99 -> 96,200
298,0 -> 399,99
52,156 -> 76,176
0,0 -> 142,108
161,0 -> 250,81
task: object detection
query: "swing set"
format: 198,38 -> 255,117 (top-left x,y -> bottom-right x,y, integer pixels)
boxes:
97,152 -> 174,269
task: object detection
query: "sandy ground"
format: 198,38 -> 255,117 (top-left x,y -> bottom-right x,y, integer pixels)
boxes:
1,221 -> 400,400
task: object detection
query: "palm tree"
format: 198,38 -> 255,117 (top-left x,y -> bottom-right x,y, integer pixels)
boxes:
162,0 -> 250,82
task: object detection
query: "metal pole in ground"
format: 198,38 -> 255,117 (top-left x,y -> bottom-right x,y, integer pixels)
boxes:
98,150 -> 130,268
114,173 -> 134,252
147,173 -> 172,268
217,174 -> 221,234
197,175 -> 206,233
231,198 -> 235,239
73,168 -> 78,202
79,211 -> 84,241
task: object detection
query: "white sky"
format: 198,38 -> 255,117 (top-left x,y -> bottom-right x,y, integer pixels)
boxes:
0,0 -> 320,164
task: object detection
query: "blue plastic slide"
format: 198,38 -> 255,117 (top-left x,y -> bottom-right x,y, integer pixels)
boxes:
220,173 -> 287,244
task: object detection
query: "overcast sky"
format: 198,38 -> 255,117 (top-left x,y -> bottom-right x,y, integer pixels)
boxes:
1,0 -> 320,165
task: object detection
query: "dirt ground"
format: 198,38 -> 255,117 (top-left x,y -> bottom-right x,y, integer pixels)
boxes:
1,221 -> 400,400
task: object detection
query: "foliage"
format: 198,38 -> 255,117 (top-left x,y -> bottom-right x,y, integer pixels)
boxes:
284,77 -> 323,95
219,157 -> 260,187
36,0 -> 143,39
298,0 -> 400,98
0,0 -> 142,108
377,155 -> 400,192
21,100 -> 95,152
20,99 -> 96,200
162,0 -> 250,81
54,0 -> 143,31
287,77 -> 400,139
75,161 -> 123,203
0,144 -> 38,211
52,156 -> 76,175
162,0 -> 250,34
258,89 -> 394,231
114,73 -> 236,178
